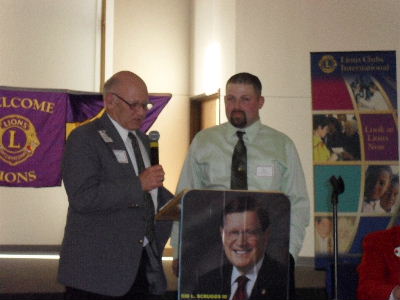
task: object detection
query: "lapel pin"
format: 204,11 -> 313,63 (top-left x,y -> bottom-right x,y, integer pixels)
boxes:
394,246 -> 400,257
261,288 -> 267,295
98,130 -> 113,143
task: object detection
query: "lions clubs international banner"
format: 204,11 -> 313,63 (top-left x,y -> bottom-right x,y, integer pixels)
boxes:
0,88 -> 70,187
311,51 -> 398,299
0,87 -> 171,188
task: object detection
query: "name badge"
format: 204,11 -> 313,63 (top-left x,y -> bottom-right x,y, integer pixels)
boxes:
113,150 -> 129,164
256,165 -> 273,177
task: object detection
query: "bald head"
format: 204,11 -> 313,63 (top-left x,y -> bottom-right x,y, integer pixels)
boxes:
104,71 -> 148,96
103,71 -> 149,130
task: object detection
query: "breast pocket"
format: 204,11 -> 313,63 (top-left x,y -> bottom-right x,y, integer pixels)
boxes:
198,151 -> 230,188
101,149 -> 134,180
248,159 -> 285,190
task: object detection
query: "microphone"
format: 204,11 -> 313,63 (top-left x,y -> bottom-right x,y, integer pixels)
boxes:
148,131 -> 160,165
329,176 -> 345,195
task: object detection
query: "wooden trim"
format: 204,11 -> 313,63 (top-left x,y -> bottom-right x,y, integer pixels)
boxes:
99,0 -> 107,92
189,90 -> 220,143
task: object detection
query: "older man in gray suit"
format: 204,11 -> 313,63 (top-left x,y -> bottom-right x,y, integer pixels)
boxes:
58,71 -> 173,299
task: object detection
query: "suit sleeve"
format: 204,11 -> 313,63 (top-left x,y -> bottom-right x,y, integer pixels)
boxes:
357,232 -> 397,300
62,127 -> 144,213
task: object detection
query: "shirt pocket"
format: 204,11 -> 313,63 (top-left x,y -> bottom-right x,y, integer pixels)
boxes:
248,158 -> 285,190
198,151 -> 230,188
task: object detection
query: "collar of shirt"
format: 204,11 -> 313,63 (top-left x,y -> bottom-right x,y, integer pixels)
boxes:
365,198 -> 380,205
230,255 -> 264,298
107,114 -> 141,174
107,114 -> 130,142
225,119 -> 262,144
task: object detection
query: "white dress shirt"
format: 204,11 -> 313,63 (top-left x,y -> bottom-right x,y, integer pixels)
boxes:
229,257 -> 264,300
108,115 -> 158,245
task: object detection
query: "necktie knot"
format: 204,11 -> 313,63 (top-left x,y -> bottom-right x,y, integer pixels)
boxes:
237,275 -> 249,286
236,131 -> 245,140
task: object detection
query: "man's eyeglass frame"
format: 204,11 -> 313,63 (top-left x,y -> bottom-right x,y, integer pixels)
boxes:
111,92 -> 153,111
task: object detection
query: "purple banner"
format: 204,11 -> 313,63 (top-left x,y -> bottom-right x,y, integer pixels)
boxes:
66,92 -> 172,133
67,92 -> 104,123
141,94 -> 172,132
0,88 -> 68,187
0,87 -> 172,187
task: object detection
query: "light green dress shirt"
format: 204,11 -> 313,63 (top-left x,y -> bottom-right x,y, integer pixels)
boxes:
172,120 -> 310,260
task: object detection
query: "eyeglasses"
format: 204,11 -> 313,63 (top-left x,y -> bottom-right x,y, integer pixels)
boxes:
224,228 -> 263,241
111,92 -> 153,111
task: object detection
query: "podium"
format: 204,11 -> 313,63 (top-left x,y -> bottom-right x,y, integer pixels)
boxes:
155,190 -> 186,221
157,189 -> 291,300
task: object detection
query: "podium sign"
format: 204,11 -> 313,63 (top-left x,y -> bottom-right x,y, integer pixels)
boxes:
178,190 -> 291,300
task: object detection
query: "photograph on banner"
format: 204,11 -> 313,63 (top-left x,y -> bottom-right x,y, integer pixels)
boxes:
178,190 -> 290,300
344,74 -> 393,111
315,216 -> 333,254
315,216 -> 357,254
338,216 -> 357,252
313,113 -> 361,162
361,164 -> 399,214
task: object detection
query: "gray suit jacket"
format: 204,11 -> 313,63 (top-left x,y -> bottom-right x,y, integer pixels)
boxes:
58,114 -> 173,296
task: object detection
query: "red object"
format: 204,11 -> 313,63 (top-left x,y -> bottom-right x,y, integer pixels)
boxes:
357,226 -> 400,300
312,78 -> 354,110
233,276 -> 249,300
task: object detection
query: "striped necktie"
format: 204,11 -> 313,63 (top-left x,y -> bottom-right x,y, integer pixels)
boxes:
231,131 -> 247,190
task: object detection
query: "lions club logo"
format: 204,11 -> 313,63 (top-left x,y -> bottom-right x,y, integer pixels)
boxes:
0,114 -> 40,166
319,55 -> 338,74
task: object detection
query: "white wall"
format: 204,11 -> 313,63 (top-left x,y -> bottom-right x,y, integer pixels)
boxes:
190,0 -> 236,96
0,0 -> 101,244
191,0 -> 400,257
112,0 -> 191,193
0,0 -> 101,90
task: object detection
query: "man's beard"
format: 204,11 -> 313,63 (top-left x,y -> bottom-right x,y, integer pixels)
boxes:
229,110 -> 247,128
